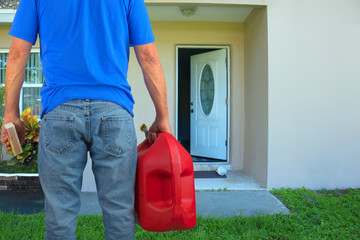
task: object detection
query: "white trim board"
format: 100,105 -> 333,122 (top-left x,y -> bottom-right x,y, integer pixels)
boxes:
0,9 -> 16,25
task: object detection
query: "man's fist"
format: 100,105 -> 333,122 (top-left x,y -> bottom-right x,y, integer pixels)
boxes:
1,116 -> 26,152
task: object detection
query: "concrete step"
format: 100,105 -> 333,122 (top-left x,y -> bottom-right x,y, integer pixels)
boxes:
79,190 -> 290,217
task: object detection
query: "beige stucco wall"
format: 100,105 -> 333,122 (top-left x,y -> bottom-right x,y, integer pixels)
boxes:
129,21 -> 245,169
244,8 -> 268,187
0,25 -> 40,49
267,0 -> 360,189
0,25 -> 12,48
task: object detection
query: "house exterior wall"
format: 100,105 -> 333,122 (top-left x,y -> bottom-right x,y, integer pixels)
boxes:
0,25 -> 12,48
266,0 -> 360,189
0,25 -> 40,48
129,21 -> 245,170
244,7 -> 268,187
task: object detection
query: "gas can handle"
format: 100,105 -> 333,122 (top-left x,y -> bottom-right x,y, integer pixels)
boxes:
140,124 -> 149,138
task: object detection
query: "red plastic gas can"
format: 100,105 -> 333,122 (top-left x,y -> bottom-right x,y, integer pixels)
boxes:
135,133 -> 196,232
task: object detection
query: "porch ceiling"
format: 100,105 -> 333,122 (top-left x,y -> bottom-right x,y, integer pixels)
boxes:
147,6 -> 254,22
0,6 -> 254,25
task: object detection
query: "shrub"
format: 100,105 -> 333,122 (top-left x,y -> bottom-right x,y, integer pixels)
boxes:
6,108 -> 40,169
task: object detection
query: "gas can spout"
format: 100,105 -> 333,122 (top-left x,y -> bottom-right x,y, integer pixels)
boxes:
140,124 -> 149,138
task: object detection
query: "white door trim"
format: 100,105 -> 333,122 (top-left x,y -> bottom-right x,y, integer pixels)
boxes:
176,45 -> 231,163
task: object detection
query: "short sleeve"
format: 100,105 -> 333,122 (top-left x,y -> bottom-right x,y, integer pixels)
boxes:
127,0 -> 155,46
9,0 -> 38,45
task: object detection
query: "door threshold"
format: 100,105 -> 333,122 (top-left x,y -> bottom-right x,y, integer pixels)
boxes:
193,163 -> 232,171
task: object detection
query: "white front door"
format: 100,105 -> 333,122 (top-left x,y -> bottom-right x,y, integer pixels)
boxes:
190,49 -> 227,160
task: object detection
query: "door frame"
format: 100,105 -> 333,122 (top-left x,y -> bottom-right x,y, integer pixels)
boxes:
176,45 -> 231,163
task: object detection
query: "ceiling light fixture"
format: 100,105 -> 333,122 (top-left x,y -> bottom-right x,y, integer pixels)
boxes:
180,6 -> 197,17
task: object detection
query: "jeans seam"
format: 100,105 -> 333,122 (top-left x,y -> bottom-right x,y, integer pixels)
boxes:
57,105 -> 84,114
58,103 -> 123,115
92,105 -> 121,114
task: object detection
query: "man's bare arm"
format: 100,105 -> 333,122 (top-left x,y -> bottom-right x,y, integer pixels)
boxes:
133,42 -> 171,142
1,37 -> 31,150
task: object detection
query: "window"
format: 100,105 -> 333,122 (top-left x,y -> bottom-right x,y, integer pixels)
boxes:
200,64 -> 215,116
0,50 -> 44,117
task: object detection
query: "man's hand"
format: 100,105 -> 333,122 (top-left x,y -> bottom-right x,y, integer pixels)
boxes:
148,116 -> 172,143
1,115 -> 26,152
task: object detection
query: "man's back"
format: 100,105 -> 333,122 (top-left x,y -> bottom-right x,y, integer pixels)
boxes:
10,0 -> 154,117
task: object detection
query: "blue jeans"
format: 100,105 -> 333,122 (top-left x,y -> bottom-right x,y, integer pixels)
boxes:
38,99 -> 137,240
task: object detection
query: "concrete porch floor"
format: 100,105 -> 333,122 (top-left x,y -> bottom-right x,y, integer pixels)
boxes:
194,170 -> 264,191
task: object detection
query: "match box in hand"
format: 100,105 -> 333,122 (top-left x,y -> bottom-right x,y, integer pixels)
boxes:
4,122 -> 23,155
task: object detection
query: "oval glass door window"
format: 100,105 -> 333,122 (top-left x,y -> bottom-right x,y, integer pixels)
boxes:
200,64 -> 215,116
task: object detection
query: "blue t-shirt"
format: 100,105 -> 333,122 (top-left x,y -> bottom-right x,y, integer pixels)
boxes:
9,0 -> 155,118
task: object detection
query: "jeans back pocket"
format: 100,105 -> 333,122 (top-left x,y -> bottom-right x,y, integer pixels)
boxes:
44,115 -> 75,154
101,115 -> 133,157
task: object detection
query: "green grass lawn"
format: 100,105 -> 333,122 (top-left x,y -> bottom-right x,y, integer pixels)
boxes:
1,188 -> 359,239
0,160 -> 38,173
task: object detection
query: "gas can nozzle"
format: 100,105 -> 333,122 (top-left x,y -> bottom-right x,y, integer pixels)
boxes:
140,124 -> 149,138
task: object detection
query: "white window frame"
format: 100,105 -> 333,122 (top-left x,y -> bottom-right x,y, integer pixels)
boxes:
0,48 -> 42,116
